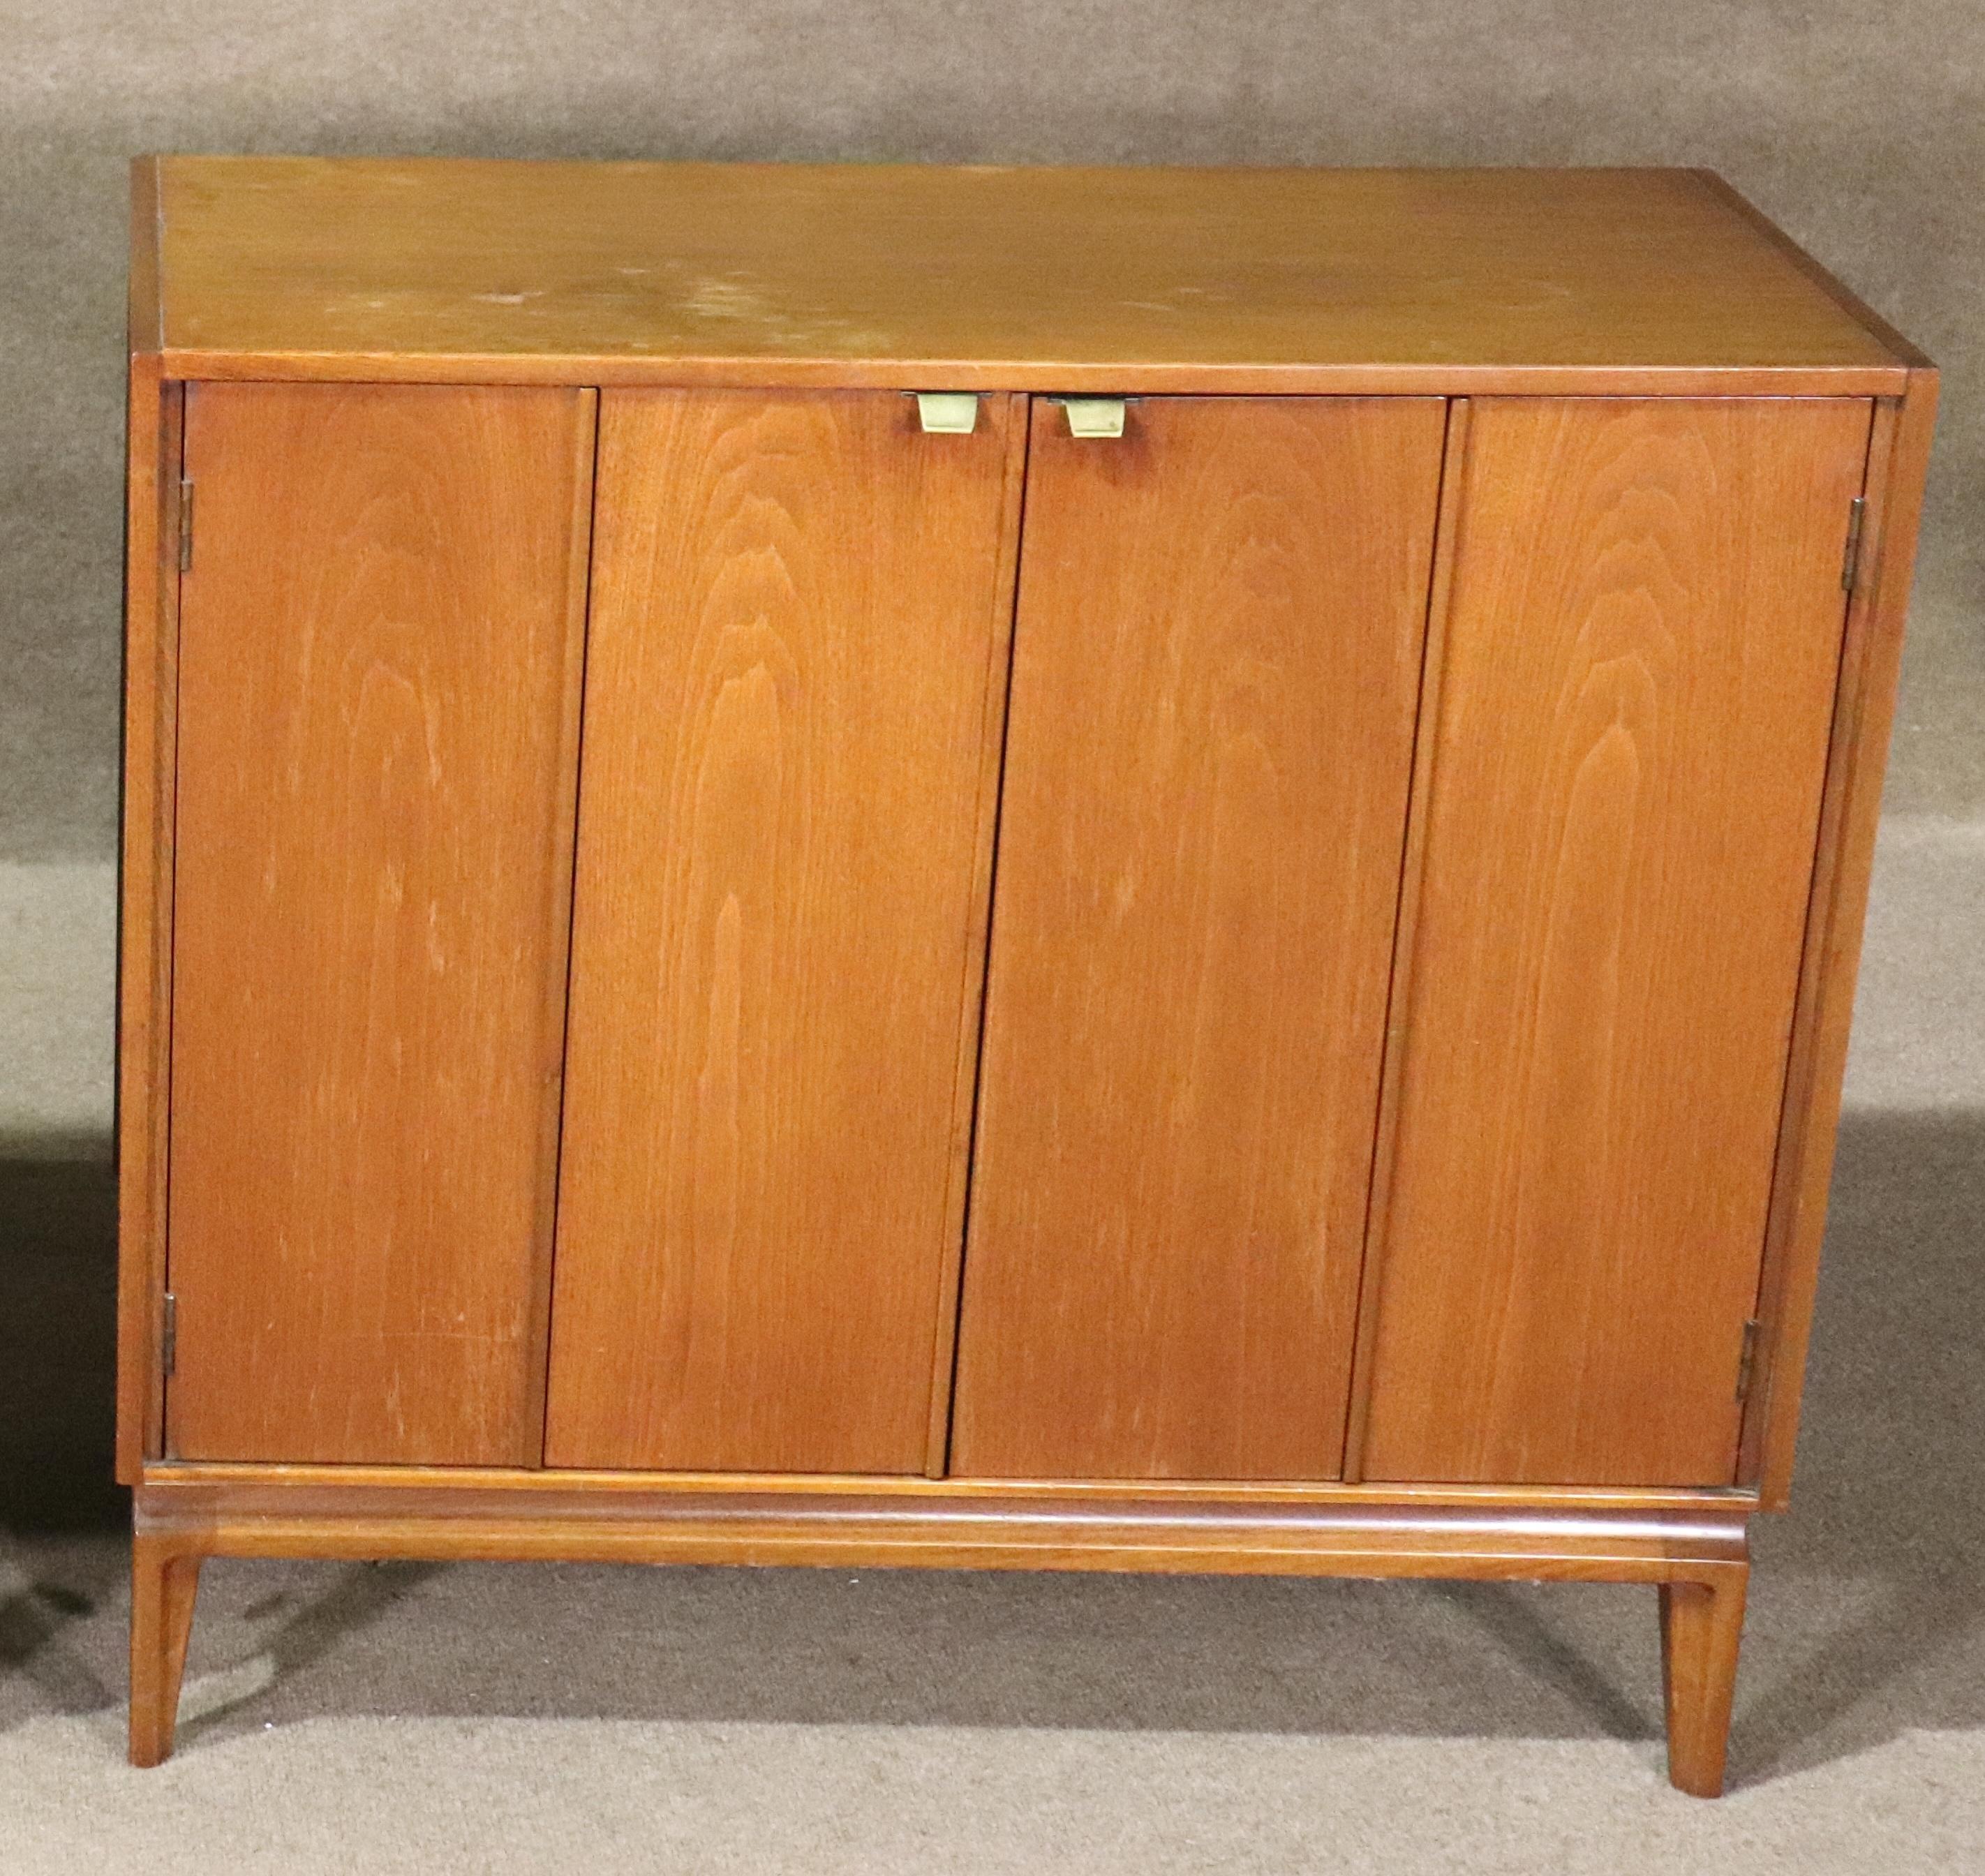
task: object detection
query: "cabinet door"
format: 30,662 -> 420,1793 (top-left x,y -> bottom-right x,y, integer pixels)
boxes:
544,391 -> 1020,1474
167,384 -> 594,1465
1356,398 -> 1872,1487
951,396 -> 1449,1480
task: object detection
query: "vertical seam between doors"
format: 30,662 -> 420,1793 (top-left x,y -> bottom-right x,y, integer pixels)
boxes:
535,387 -> 606,1468
1338,395 -> 1471,1483
930,394 -> 1036,1478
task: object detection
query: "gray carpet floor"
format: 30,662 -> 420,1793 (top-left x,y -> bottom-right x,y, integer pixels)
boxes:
2,819 -> 1982,1871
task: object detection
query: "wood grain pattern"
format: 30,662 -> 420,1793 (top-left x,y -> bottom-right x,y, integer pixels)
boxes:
165,384 -> 595,1466
952,396 -> 1447,1481
1356,398 -> 1874,1487
146,160 -> 1908,394
544,389 -> 1021,1475
1740,374 -> 1940,1505
114,353 -> 180,1483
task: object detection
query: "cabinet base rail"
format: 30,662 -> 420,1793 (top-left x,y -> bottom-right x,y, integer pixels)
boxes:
131,1477 -> 1750,1794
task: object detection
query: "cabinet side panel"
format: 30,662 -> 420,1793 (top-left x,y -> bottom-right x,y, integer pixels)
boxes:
166,383 -> 593,1466
1744,375 -> 1938,1505
1360,396 -> 1872,1487
953,396 -> 1448,1482
114,361 -> 180,1481
544,389 -> 1017,1474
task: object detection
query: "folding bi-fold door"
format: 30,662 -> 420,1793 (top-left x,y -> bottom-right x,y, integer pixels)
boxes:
951,396 -> 1450,1480
545,390 -> 1441,1482
166,384 -> 594,1466
1351,398 -> 1873,1488
544,390 -> 1022,1475
168,384 -> 1020,1477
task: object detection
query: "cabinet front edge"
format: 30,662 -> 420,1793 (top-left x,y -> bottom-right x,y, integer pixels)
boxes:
151,351 -> 1911,398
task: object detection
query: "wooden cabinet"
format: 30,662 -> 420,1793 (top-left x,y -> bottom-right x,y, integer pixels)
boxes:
119,158 -> 1936,1796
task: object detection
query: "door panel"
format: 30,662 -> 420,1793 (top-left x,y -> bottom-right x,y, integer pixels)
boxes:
544,390 -> 1020,1474
1358,397 -> 1873,1487
951,396 -> 1449,1480
168,383 -> 594,1465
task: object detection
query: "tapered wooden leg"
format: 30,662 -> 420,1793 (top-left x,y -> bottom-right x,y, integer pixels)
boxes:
130,1533 -> 203,1767
1658,1567 -> 1748,1797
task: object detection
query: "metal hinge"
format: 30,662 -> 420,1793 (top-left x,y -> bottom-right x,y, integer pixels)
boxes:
1734,1318 -> 1760,1401
161,1292 -> 177,1378
177,479 -> 195,572
1841,496 -> 1866,593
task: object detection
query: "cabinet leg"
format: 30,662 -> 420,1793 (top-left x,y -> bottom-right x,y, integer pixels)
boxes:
1658,1568 -> 1748,1797
130,1535 -> 202,1768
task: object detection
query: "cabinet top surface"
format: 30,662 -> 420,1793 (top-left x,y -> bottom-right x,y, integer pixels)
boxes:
134,157 -> 1924,391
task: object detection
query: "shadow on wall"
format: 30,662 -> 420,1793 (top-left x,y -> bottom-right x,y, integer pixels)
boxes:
0,1151 -> 122,1531
0,1110 -> 1981,1780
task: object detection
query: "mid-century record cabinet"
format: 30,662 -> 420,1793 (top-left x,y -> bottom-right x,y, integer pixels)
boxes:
119,157 -> 1936,1792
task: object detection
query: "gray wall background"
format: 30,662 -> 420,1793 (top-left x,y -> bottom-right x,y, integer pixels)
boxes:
3,0 -> 1982,1150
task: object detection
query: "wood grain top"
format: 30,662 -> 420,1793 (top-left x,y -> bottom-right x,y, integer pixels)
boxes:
135,157 -> 1922,391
